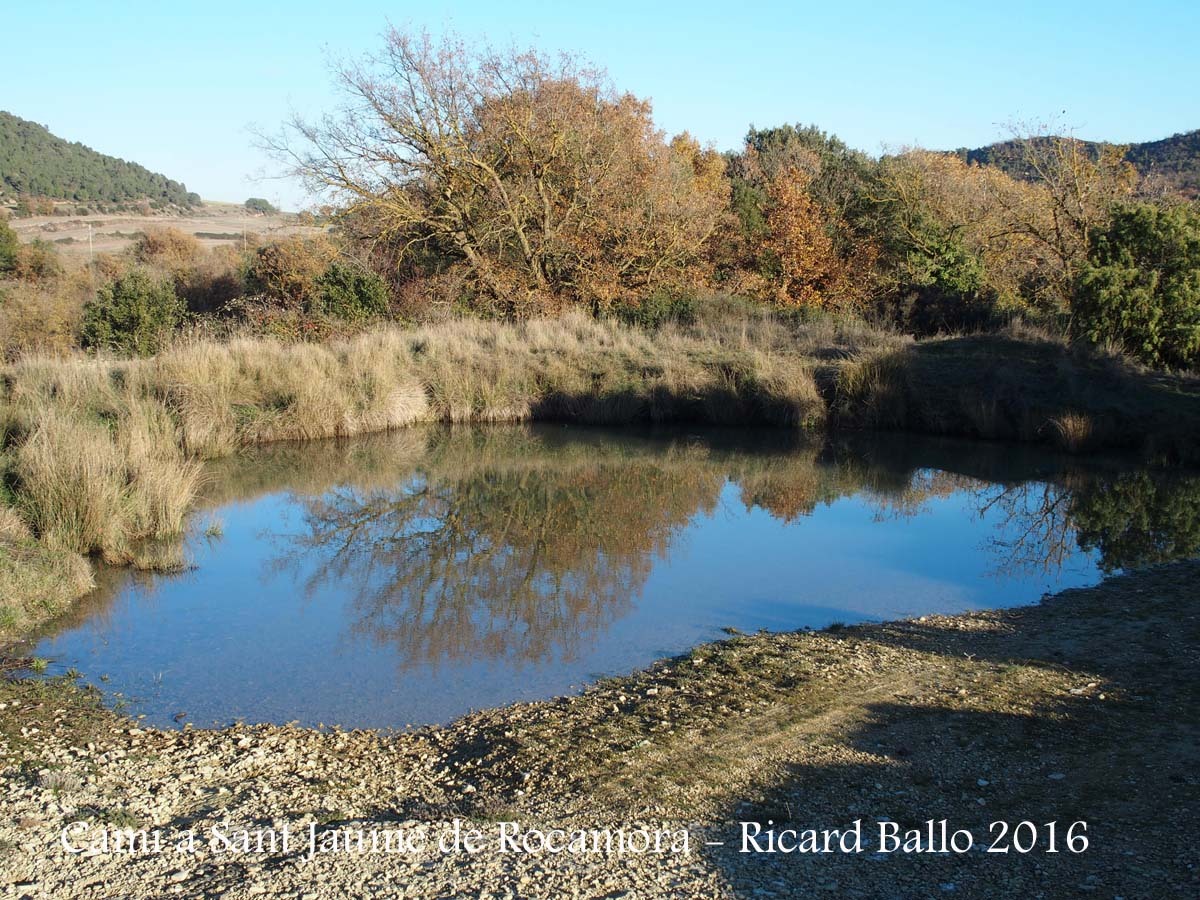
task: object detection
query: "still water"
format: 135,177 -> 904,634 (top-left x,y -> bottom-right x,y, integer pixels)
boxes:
27,425 -> 1200,729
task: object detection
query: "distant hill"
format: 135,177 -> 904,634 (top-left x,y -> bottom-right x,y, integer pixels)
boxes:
958,130 -> 1200,198
0,111 -> 199,209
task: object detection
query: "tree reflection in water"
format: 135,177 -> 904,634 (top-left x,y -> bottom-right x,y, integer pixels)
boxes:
278,432 -> 723,668
979,470 -> 1200,576
248,428 -> 1200,669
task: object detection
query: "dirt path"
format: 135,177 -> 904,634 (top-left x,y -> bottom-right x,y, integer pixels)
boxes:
1,561 -> 1197,898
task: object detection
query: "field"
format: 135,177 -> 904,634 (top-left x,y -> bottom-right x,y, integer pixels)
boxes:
5,201 -> 326,257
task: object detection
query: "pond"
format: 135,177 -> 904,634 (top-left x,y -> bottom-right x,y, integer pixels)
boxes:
24,425 -> 1200,729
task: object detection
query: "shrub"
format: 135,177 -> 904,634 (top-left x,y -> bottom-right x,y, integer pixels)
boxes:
13,239 -> 62,282
245,236 -> 337,307
895,232 -> 1008,334
133,226 -> 200,274
314,261 -> 390,320
0,216 -> 18,273
81,269 -> 185,355
0,279 -> 88,359
245,197 -> 278,215
1073,202 -> 1200,370
611,288 -> 697,331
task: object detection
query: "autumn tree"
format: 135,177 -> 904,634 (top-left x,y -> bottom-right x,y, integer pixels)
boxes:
270,28 -> 727,314
985,125 -> 1138,313
765,168 -> 843,306
738,124 -> 879,228
245,235 -> 338,307
133,227 -> 201,276
870,150 -> 1042,329
720,126 -> 879,310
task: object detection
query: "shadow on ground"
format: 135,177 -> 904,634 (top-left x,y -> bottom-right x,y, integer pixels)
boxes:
703,562 -> 1200,898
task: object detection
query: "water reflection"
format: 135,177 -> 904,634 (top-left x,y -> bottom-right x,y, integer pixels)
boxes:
249,428 -> 1200,668
283,444 -> 721,666
980,471 -> 1200,576
27,426 -> 1200,728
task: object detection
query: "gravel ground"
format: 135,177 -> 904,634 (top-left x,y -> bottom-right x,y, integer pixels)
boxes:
1,561 -> 1197,899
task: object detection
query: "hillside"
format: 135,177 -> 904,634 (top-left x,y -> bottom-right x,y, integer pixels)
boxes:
0,111 -> 199,209
1126,130 -> 1200,196
959,129 -> 1200,197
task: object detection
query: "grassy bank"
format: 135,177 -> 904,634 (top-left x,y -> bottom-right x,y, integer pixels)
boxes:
2,312 -> 1198,638
836,327 -> 1200,459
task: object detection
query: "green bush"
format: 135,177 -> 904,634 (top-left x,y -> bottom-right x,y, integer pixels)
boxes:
1073,202 -> 1200,370
313,262 -> 390,321
898,232 -> 1005,334
244,197 -> 278,215
0,217 -> 18,274
611,288 -> 697,331
81,269 -> 185,356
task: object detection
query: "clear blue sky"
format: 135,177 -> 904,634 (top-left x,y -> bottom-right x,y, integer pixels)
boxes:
5,1 -> 1197,209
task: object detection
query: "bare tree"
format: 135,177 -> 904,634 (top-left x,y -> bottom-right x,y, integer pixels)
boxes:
268,28 -> 727,314
988,121 -> 1138,313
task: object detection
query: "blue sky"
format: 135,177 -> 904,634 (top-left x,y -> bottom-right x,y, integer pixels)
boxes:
5,1 -> 1197,209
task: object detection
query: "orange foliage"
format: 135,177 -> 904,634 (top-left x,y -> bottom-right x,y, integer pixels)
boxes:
766,168 -> 840,306
133,227 -> 201,275
764,168 -> 874,310
282,29 -> 728,314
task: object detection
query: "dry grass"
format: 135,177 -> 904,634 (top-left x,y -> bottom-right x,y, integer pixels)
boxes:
14,409 -> 200,559
833,331 -> 1200,462
0,504 -> 94,634
0,275 -> 90,359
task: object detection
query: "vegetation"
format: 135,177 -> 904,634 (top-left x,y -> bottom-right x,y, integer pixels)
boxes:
272,29 -> 727,315
0,34 -> 1195,369
244,197 -> 278,215
80,269 -> 186,356
833,327 -> 1200,460
4,303 -> 1200,637
1,26 -> 1199,639
244,234 -> 337,307
314,261 -> 390,321
963,128 -> 1200,199
1073,201 -> 1200,369
0,111 -> 199,208
0,215 -> 17,272
0,506 -> 93,634
1127,130 -> 1200,198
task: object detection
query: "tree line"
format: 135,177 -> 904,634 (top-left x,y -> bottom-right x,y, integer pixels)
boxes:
265,28 -> 1198,369
2,29 -> 1198,371
963,130 -> 1200,200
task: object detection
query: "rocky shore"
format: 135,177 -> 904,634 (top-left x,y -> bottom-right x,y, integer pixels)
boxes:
2,561 -> 1198,898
